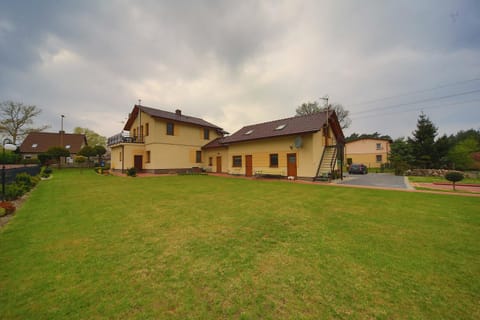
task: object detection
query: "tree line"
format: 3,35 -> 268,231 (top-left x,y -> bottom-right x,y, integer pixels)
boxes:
389,113 -> 479,173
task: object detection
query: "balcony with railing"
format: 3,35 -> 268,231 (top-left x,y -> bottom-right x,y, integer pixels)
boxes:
107,132 -> 144,146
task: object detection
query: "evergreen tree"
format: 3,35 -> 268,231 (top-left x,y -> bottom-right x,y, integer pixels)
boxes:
434,134 -> 454,168
389,138 -> 414,175
408,113 -> 438,168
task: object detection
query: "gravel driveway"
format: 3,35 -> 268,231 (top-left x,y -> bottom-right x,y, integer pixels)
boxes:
337,173 -> 413,190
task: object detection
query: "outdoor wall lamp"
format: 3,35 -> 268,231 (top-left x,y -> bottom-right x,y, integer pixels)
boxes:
2,138 -> 17,202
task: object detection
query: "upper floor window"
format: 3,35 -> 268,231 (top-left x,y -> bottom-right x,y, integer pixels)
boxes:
376,143 -> 382,150
133,128 -> 137,138
145,123 -> 149,136
232,155 -> 242,167
166,122 -> 174,136
269,154 -> 278,167
196,151 -> 202,163
204,128 -> 210,140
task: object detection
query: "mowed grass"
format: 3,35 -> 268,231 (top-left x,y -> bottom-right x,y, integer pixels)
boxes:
0,170 -> 479,319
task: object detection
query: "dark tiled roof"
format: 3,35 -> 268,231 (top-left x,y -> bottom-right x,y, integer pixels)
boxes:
202,137 -> 228,149
222,112 -> 331,144
19,132 -> 87,153
124,105 -> 224,131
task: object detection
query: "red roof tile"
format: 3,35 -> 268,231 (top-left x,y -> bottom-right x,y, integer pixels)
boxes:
203,111 -> 345,149
124,105 -> 224,132
19,132 -> 87,153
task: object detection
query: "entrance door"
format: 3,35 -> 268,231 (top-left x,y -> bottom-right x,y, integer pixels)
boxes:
216,156 -> 222,173
134,155 -> 143,171
287,153 -> 297,177
245,155 -> 253,177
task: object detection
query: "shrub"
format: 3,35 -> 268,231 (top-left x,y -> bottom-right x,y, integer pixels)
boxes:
41,166 -> 52,178
5,183 -> 26,201
445,171 -> 464,191
15,173 -> 38,192
0,207 -> 6,217
0,201 -> 15,215
37,153 -> 53,166
126,167 -> 137,177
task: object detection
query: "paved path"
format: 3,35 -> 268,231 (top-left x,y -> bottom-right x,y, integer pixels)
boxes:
336,173 -> 413,190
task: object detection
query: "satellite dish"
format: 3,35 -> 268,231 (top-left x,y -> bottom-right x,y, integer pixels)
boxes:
294,136 -> 303,148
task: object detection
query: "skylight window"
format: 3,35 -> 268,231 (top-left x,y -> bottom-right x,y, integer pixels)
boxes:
244,129 -> 254,135
275,124 -> 287,130
32,144 -> 38,148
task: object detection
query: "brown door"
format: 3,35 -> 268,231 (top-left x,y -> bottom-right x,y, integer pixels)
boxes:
216,156 -> 222,173
287,153 -> 297,177
245,155 -> 253,177
134,155 -> 143,171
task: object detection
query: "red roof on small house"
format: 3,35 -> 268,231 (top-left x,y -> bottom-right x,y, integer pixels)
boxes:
19,132 -> 87,154
203,111 -> 344,149
124,105 -> 225,132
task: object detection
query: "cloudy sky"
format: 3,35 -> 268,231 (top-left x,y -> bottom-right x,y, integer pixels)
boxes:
1,0 -> 479,141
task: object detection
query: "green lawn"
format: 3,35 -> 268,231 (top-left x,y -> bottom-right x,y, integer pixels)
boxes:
1,170 -> 479,319
408,175 -> 480,184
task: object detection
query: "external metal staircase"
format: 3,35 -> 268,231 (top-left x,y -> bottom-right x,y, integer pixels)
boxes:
314,145 -> 338,181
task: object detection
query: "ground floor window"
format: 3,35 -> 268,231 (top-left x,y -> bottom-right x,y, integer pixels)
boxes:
269,153 -> 278,167
232,155 -> 242,167
209,157 -> 213,166
196,151 -> 202,163
376,155 -> 382,162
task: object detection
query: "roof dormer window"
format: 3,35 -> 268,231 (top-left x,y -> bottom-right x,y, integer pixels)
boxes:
275,124 -> 287,130
244,129 -> 254,135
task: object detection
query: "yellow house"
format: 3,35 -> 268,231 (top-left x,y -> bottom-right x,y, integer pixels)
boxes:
202,112 -> 345,180
108,105 -> 225,173
345,138 -> 392,168
108,105 -> 345,180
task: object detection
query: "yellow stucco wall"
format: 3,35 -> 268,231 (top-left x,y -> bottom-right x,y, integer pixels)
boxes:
111,110 -> 339,177
345,139 -> 390,168
223,132 -> 326,178
110,110 -> 222,171
202,148 -> 229,173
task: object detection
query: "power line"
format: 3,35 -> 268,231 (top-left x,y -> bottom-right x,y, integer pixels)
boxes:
351,97 -> 480,120
351,88 -> 480,116
348,77 -> 480,107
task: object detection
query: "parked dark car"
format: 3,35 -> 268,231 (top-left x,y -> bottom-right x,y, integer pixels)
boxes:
348,164 -> 368,174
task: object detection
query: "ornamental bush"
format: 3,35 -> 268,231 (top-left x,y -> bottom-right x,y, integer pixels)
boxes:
15,173 -> 39,192
5,183 -> 26,201
126,167 -> 137,177
0,201 -> 15,215
445,171 -> 464,191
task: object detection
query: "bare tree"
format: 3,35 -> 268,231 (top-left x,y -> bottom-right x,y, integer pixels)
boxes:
73,127 -> 107,146
295,101 -> 351,129
328,103 -> 351,129
295,101 -> 321,115
0,101 -> 49,144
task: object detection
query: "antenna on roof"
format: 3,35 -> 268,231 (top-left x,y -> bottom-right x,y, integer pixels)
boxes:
320,95 -> 330,144
138,99 -> 141,106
